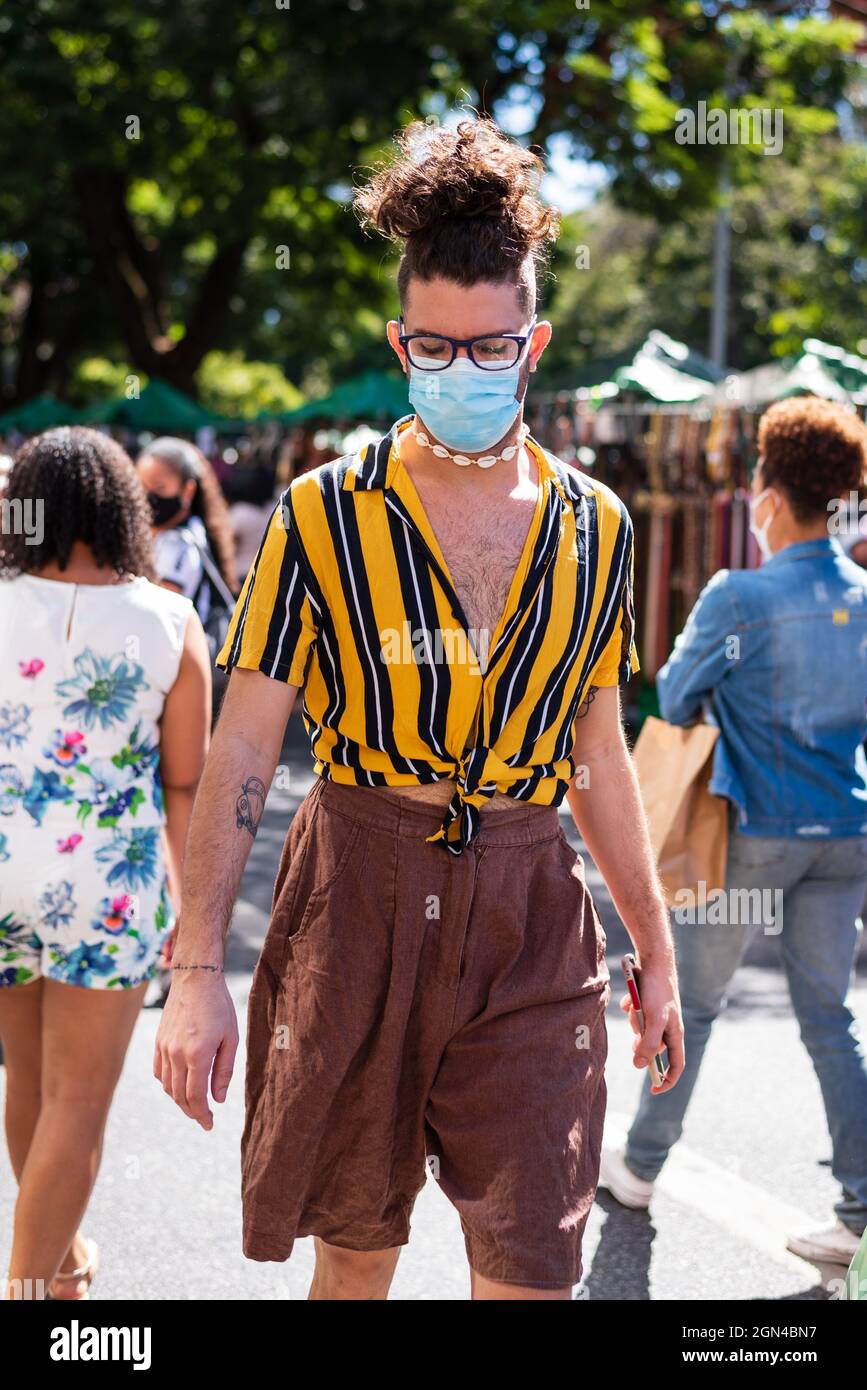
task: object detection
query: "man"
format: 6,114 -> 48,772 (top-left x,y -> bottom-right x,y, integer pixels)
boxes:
155,116 -> 683,1300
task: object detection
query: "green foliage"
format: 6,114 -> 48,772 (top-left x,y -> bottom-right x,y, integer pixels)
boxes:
541,140 -> 867,377
196,351 -> 303,419
67,357 -> 135,405
0,0 -> 862,401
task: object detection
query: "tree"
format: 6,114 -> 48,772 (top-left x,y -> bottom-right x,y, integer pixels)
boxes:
0,0 -> 861,404
540,140 -> 867,379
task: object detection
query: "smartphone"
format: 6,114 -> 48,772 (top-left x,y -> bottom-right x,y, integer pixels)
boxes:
621,953 -> 670,1088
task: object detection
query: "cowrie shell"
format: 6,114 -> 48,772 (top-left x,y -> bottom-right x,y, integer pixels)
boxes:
500,445 -> 517,460
432,445 -> 450,457
416,432 -> 430,446
477,456 -> 497,469
452,454 -> 472,466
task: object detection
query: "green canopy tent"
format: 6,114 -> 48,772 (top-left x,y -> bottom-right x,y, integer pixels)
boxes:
280,370 -> 408,424
613,352 -> 716,403
638,329 -> 723,385
775,353 -> 851,403
0,395 -> 79,434
801,338 -> 867,397
74,380 -> 243,433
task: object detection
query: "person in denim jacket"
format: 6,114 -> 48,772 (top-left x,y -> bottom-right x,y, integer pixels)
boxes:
602,396 -> 867,1270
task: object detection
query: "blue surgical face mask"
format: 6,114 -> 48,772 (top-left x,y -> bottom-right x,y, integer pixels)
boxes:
406,339 -> 532,454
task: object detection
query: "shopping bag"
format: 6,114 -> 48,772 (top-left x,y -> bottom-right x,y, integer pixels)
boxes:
632,715 -> 728,907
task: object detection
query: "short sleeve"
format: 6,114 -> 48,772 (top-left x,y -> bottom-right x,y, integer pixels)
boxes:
153,530 -> 204,600
216,496 -> 319,686
591,502 -> 640,687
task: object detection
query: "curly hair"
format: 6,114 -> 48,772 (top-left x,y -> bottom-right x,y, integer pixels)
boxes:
353,117 -> 561,314
140,436 -> 237,593
0,426 -> 155,579
758,397 -> 867,522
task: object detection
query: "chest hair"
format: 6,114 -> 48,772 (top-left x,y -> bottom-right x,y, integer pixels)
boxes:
415,486 -> 537,671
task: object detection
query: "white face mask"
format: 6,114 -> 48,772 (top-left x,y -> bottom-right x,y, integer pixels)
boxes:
749,486 -> 778,562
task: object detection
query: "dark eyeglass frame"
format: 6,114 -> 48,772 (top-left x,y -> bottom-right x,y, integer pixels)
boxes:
397,316 -> 537,371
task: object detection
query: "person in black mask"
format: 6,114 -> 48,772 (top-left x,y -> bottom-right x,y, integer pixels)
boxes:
136,437 -> 238,1005
136,437 -> 237,624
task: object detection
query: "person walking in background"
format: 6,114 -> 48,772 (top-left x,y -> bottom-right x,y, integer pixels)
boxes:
136,436 -> 237,622
224,465 -> 278,589
0,427 -> 210,1300
601,397 -> 867,1269
136,435 -> 237,720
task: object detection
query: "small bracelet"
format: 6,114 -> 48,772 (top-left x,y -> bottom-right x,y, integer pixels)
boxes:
171,963 -> 225,973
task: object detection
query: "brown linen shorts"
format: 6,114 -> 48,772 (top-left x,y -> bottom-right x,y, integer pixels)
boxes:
242,774 -> 610,1289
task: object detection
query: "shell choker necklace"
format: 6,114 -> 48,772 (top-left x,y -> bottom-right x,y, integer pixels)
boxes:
396,419 -> 531,469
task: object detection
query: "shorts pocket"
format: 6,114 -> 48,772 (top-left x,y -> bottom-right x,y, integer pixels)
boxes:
285,818 -> 393,998
286,813 -> 365,950
557,825 -> 584,873
556,827 -> 608,976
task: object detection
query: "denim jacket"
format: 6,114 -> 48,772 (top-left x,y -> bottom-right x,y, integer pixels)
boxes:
655,538 -> 867,838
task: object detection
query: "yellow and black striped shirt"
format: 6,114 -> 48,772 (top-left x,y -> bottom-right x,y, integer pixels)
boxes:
217,414 -> 639,854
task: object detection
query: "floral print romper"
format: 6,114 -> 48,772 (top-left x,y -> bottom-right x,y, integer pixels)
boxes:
0,573 -> 191,989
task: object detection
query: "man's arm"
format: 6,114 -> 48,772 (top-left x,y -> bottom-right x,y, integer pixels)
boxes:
154,667 -> 298,1129
567,685 -> 685,1094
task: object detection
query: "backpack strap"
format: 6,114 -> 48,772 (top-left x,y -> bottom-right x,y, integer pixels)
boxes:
176,525 -> 236,609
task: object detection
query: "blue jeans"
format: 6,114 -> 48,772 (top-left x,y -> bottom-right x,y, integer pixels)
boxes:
625,830 -> 867,1235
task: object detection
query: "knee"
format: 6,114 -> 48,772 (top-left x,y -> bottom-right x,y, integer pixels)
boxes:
312,1239 -> 399,1298
39,1087 -> 115,1134
796,1001 -> 857,1049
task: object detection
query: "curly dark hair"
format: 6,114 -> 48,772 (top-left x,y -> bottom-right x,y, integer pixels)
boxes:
139,436 -> 237,592
0,426 -> 155,579
353,117 -> 561,315
758,397 -> 867,522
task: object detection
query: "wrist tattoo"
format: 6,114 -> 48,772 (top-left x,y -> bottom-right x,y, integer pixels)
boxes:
172,963 -> 225,972
236,775 -> 266,837
576,684 -> 598,719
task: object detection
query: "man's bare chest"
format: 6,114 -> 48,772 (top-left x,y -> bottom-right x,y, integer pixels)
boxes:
413,484 -> 538,662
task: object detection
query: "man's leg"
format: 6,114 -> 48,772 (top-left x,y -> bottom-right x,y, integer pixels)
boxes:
777,838 -> 867,1237
308,1238 -> 402,1300
469,1270 -> 572,1301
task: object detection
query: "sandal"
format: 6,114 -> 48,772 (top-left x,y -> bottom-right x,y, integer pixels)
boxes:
46,1237 -> 100,1301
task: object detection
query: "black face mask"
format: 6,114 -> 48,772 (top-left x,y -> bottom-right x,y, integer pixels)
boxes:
147,491 -> 184,526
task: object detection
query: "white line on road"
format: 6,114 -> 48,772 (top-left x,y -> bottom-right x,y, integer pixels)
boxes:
605,1111 -> 823,1276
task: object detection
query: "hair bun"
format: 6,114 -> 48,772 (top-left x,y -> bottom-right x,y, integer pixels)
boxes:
354,117 -> 559,258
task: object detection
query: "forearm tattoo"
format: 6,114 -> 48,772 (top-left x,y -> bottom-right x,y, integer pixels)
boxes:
236,776 -> 266,837
576,685 -> 598,719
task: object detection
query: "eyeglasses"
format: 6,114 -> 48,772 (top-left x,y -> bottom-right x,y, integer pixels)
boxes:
397,317 -> 537,371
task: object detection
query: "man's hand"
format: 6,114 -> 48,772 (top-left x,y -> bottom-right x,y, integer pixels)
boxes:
620,955 -> 685,1095
154,973 -> 239,1130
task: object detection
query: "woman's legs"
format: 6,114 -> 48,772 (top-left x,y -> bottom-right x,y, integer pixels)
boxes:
0,978 -> 43,1179
2,977 -> 147,1297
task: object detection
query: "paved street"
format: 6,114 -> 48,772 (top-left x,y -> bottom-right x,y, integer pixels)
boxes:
2,712 -> 865,1301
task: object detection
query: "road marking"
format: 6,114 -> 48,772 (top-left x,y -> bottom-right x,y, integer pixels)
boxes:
605,1111 -> 822,1274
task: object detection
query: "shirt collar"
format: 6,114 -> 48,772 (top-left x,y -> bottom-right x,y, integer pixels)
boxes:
342,414 -> 569,503
763,536 -> 843,567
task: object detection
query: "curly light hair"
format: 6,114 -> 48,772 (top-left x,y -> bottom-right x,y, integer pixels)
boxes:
758,396 -> 867,522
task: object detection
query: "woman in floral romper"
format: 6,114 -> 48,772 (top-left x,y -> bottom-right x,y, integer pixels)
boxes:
0,427 -> 211,1299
